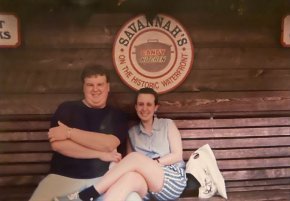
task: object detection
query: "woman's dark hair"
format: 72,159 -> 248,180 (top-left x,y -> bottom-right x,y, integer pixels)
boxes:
135,87 -> 159,105
81,64 -> 110,83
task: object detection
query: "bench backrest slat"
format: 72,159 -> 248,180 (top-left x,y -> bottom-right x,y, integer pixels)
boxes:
175,117 -> 290,128
180,127 -> 290,138
224,168 -> 290,180
0,153 -> 51,163
0,121 -> 50,131
0,164 -> 49,175
184,147 -> 290,159
0,142 -> 51,152
0,132 -> 48,141
182,137 -> 290,149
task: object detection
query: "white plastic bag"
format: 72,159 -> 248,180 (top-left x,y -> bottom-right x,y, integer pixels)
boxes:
186,144 -> 227,199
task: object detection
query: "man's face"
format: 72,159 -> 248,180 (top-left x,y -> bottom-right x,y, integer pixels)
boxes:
83,75 -> 110,108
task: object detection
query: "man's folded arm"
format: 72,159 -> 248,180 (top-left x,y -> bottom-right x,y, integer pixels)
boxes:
50,139 -> 120,161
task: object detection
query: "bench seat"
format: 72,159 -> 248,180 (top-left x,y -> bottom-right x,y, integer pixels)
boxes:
0,114 -> 290,201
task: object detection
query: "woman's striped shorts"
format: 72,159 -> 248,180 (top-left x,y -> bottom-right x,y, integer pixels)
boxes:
144,165 -> 187,201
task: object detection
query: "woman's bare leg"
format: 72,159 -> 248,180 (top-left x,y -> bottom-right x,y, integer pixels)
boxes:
103,171 -> 147,201
95,152 -> 164,193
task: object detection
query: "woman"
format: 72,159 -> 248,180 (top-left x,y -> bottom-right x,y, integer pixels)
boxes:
55,87 -> 187,201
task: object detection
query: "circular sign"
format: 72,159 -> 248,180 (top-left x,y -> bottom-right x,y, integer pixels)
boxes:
113,14 -> 194,94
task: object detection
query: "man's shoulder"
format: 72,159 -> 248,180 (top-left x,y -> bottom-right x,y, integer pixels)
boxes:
54,100 -> 83,114
58,100 -> 82,108
107,105 -> 128,117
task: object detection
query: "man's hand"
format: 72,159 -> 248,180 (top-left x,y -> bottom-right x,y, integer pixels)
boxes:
48,121 -> 71,142
99,150 -> 122,162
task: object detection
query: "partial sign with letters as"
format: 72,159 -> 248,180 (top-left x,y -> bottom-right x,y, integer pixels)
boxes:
281,14 -> 290,47
0,13 -> 20,48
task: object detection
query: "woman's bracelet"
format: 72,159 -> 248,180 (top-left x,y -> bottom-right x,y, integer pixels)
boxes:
153,157 -> 160,163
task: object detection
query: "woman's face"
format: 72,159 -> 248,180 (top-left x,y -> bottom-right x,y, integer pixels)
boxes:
135,93 -> 159,123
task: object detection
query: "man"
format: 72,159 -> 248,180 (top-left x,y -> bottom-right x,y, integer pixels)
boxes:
29,65 -> 141,201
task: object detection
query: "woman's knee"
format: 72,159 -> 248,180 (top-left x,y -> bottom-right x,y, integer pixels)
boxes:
125,152 -> 148,162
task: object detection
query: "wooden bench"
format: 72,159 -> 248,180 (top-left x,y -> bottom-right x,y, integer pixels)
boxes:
1,114 -> 290,201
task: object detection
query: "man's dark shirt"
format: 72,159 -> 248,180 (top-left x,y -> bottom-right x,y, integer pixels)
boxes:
49,100 -> 128,179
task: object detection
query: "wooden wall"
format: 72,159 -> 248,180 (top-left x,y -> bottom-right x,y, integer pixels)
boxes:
1,0 -> 290,118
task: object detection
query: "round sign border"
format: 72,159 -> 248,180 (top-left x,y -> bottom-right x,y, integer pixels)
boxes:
112,13 -> 194,94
